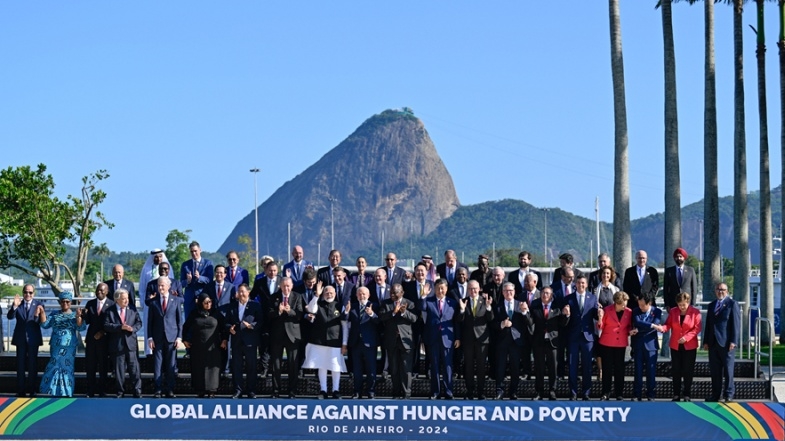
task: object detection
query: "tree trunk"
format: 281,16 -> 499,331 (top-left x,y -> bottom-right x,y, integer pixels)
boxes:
733,0 -> 750,346
703,0 -> 721,305
609,0 -> 631,274
662,0 -> 681,273
778,0 -> 785,345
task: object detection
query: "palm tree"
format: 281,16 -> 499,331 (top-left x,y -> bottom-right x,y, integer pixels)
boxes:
660,0 -> 682,274
779,0 -> 785,344
609,0 -> 632,273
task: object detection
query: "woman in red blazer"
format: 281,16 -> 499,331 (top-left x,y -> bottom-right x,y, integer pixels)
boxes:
656,292 -> 702,402
597,291 -> 632,400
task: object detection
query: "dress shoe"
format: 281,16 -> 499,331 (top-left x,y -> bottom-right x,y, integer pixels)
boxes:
705,397 -> 719,402
368,392 -> 375,399
535,394 -> 544,401
232,393 -> 242,399
116,393 -> 124,398
600,395 -> 609,401
635,397 -> 642,402
495,392 -> 504,400
478,394 -> 487,400
99,393 -> 107,398
429,394 -> 439,400
616,396 -> 623,401
332,391 -> 342,399
351,393 -> 360,399
288,392 -> 297,399
29,392 -> 37,398
570,393 -> 577,401
684,396 -> 691,402
464,394 -> 474,400
672,396 -> 680,402
319,391 -> 328,400
444,394 -> 454,400
86,394 -> 94,398
724,398 -> 733,403
15,393 -> 25,398
510,394 -> 519,401
133,392 -> 142,398
647,398 -> 653,401
248,393 -> 256,399
207,394 -> 216,398
166,392 -> 176,398
153,391 -> 162,398
198,393 -> 205,398
549,391 -> 557,401
582,395 -> 590,401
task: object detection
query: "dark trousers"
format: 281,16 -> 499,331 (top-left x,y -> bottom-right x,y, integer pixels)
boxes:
152,342 -> 177,393
86,337 -> 111,396
351,343 -> 377,395
231,342 -> 258,395
600,345 -> 626,398
633,346 -> 657,398
258,331 -> 271,373
387,340 -> 412,398
532,342 -> 556,396
463,340 -> 489,396
568,338 -> 594,396
520,338 -> 533,376
271,339 -> 299,394
496,341 -> 521,395
708,344 -> 736,400
113,350 -> 141,395
671,346 -> 697,397
410,321 -> 423,374
15,342 -> 38,395
427,344 -> 454,397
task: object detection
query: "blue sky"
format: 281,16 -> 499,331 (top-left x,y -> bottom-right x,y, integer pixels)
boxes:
1,1 -> 779,254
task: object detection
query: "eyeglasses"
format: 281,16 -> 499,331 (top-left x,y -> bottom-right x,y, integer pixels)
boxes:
160,267 -> 170,271
203,300 -> 212,304
23,291 -> 34,294
385,258 -> 395,261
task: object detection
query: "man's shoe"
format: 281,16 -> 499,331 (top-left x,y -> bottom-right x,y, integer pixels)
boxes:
319,391 -> 328,400
534,394 -> 544,401
478,394 -> 487,400
495,392 -> 504,400
116,393 -> 124,398
232,393 -> 242,399
464,394 -> 474,400
570,393 -> 577,401
444,394 -> 454,400
549,391 -> 557,401
153,392 -> 162,398
684,396 -> 691,402
248,393 -> 256,399
133,392 -> 142,398
332,391 -> 342,399
724,398 -> 733,403
86,394 -> 94,398
616,396 -> 623,401
705,397 -> 719,402
646,397 -> 653,401
288,392 -> 297,399
15,393 -> 25,398
29,392 -> 37,398
351,393 -> 360,399
429,394 -> 439,400
582,395 -> 590,401
166,392 -> 176,398
510,394 -> 519,400
368,392 -> 375,399
672,396 -> 680,402
635,397 -> 642,402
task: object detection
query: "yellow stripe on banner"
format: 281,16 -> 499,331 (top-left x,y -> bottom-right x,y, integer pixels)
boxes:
0,399 -> 34,434
726,403 -> 769,439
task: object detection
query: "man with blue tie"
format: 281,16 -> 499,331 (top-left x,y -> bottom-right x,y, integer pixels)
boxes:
419,279 -> 460,399
703,283 -> 741,403
283,245 -> 313,288
383,252 -> 406,286
346,286 -> 380,399
180,241 -> 214,319
564,275 -> 599,401
631,293 -> 661,401
147,277 -> 184,398
7,284 -> 44,397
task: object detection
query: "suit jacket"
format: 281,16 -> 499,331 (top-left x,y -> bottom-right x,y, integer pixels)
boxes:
379,298 -> 418,350
470,269 -> 493,287
205,280 -> 236,309
347,301 -> 380,348
223,300 -> 262,347
103,304 -> 142,354
437,262 -> 469,283
225,265 -> 250,291
598,305 -> 633,348
316,266 -> 338,286
7,300 -> 44,346
403,280 -> 433,305
631,307 -> 662,351
524,299 -> 569,348
268,291 -> 303,344
482,282 -> 505,305
588,268 -> 623,292
508,268 -> 544,295
250,275 -> 281,305
457,297 -> 494,343
622,265 -> 659,308
663,265 -> 698,308
146,278 -> 183,298
702,296 -> 741,349
348,272 -> 372,289
146,295 -> 183,344
282,260 -> 312,287
550,267 -> 584,289
563,292 -> 599,343
448,282 -> 470,303
83,297 -> 115,342
419,296 -> 460,348
179,258 -> 214,297
106,279 -> 137,310
661,306 -> 702,351
518,289 -> 541,306
332,281 -> 355,307
370,283 -> 394,305
551,282 -> 575,305
382,266 -> 406,286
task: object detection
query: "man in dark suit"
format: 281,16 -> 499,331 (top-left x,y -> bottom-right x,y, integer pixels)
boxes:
206,264 -> 237,309
268,277 -> 303,398
702,283 -> 741,403
84,282 -> 114,397
449,267 -> 470,302
145,263 -> 182,297
250,260 -> 282,376
493,283 -> 528,400
631,293 -> 662,401
225,250 -> 251,292
104,289 -> 142,398
457,280 -> 494,399
106,264 -> 137,310
552,267 -> 576,302
622,250 -> 659,308
483,267 -> 506,382
563,275 -> 599,401
588,253 -> 623,292
519,273 -> 540,380
282,245 -> 313,288
662,247 -> 698,357
224,284 -> 261,398
146,277 -> 183,398
383,252 -> 406,286
550,253 -> 583,290
403,263 -> 432,377
332,266 -> 355,307
525,286 -> 570,400
294,269 -> 320,376
7,284 -> 44,397
509,251 -> 543,295
470,254 -> 493,286
370,267 -> 392,304
316,249 -> 342,286
180,241 -> 214,319
437,250 -> 469,285
379,283 -> 418,399
418,278 -> 460,399
551,266 -> 574,378
346,286 -> 380,398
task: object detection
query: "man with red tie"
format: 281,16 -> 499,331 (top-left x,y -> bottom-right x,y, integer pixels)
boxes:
225,251 -> 250,292
104,289 -> 142,398
84,282 -> 114,397
146,277 -> 184,398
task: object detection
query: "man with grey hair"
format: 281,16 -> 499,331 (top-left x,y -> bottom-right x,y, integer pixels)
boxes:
588,253 -> 622,292
104,289 -> 142,398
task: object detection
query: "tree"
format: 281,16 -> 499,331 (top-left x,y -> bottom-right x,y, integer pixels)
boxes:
0,164 -> 112,297
237,234 -> 259,281
165,229 -> 192,276
92,242 -> 111,281
779,0 -> 785,344
609,0 -> 632,274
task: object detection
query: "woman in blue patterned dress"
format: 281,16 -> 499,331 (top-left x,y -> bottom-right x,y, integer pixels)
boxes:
39,291 -> 85,397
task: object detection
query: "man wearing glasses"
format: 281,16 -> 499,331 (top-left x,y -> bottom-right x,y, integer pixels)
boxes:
702,283 -> 741,403
383,252 -> 406,285
225,250 -> 250,291
7,284 -> 44,397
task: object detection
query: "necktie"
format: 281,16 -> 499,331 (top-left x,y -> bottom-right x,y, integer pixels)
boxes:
448,268 -> 454,284
295,264 -> 300,280
337,284 -> 343,298
639,267 -> 644,285
193,260 -> 199,276
714,299 -> 723,314
388,268 -> 393,283
230,267 -> 236,282
472,298 -> 478,316
120,308 -> 126,324
544,303 -> 550,317
677,267 -> 683,286
115,281 -> 120,291
217,283 -> 223,300
459,284 -> 465,299
97,301 -> 103,315
306,290 -> 312,302
579,294 -> 584,312
528,292 -> 534,304
438,299 -> 443,313
508,302 -> 513,318
565,284 -> 571,296
162,296 -> 167,313
283,295 -> 288,307
381,286 -> 386,301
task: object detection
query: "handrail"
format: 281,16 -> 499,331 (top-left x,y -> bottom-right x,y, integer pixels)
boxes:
747,306 -> 759,360
753,318 -> 774,388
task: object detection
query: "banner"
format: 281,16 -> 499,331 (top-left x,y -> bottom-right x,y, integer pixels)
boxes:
0,397 -> 782,440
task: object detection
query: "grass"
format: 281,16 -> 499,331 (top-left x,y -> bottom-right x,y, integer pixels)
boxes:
757,345 -> 785,367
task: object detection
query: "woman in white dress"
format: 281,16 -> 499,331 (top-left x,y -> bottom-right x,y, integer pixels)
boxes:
302,285 -> 348,398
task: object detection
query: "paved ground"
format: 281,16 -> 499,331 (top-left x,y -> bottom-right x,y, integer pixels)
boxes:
771,366 -> 785,402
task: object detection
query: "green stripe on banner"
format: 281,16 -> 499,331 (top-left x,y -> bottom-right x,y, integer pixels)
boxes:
676,403 -> 742,440
11,399 -> 75,436
705,403 -> 752,439
5,399 -> 49,435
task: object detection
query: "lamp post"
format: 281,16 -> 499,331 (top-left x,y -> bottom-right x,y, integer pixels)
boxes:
328,196 -> 336,250
542,208 -> 550,267
250,168 -> 260,274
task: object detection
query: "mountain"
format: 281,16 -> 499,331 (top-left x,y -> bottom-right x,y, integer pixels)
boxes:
218,109 -> 460,258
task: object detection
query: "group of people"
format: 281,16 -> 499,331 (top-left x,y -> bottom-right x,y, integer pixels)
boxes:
6,243 -> 741,403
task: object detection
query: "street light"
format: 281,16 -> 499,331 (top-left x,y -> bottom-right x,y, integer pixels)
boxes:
250,168 -> 260,274
328,196 -> 337,250
542,208 -> 550,267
